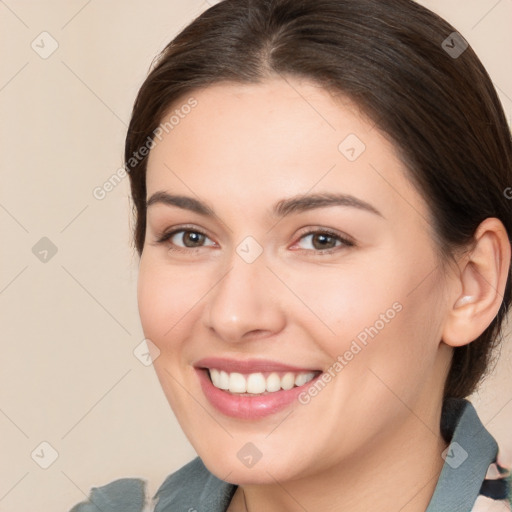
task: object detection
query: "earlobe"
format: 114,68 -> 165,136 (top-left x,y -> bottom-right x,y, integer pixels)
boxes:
442,218 -> 511,348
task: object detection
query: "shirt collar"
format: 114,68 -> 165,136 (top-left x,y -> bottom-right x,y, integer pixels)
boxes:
425,397 -> 498,511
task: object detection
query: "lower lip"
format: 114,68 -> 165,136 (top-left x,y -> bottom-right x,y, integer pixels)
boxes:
196,369 -> 321,420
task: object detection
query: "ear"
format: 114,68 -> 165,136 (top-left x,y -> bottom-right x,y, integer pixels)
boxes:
442,217 -> 511,348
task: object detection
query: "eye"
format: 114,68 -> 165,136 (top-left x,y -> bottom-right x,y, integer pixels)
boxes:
155,227 -> 216,252
291,228 -> 355,253
154,226 -> 354,254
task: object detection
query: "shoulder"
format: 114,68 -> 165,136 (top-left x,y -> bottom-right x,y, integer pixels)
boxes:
67,458 -> 237,512
68,477 -> 149,512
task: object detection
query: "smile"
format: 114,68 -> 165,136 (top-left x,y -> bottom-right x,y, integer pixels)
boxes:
194,358 -> 323,419
208,368 -> 317,395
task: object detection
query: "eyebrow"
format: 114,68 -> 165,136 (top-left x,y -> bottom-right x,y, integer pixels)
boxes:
146,191 -> 384,218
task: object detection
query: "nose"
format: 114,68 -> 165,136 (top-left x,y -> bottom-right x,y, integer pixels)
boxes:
202,251 -> 286,343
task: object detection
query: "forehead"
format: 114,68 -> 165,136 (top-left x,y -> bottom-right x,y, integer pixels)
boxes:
145,77 -> 429,224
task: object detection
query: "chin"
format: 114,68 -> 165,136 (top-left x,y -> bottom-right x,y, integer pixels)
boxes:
201,453 -> 294,486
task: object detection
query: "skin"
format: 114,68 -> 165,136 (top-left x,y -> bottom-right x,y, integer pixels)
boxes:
137,77 -> 510,512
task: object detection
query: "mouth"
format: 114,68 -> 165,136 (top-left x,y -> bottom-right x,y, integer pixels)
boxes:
193,357 -> 323,419
206,368 -> 319,395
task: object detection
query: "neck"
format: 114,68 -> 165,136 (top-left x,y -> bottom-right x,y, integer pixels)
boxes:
237,410 -> 448,512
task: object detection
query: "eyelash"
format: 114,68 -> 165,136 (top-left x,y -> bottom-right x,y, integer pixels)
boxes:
154,225 -> 355,255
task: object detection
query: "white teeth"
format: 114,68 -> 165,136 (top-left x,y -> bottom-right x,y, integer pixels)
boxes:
208,369 -> 317,394
210,368 -> 220,385
246,373 -> 266,394
229,372 -> 247,393
295,372 -> 315,386
266,372 -> 281,392
281,372 -> 295,390
210,369 -> 230,390
218,370 -> 230,390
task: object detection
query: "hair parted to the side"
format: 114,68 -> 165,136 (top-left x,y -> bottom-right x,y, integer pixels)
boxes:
124,0 -> 512,400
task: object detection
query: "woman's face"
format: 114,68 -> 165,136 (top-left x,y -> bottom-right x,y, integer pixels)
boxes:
138,77 -> 452,483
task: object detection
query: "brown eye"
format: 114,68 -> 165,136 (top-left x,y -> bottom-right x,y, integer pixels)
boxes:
178,231 -> 206,247
293,229 -> 355,253
155,227 -> 216,251
310,233 -> 338,250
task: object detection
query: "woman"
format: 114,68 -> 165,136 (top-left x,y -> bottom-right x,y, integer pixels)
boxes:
70,0 -> 512,510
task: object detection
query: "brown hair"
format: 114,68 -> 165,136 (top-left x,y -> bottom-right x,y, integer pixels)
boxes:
124,0 -> 512,399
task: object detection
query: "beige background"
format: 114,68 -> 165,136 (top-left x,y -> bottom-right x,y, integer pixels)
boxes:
0,1 -> 511,510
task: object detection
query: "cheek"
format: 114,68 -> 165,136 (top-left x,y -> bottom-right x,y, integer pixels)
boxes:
137,258 -> 207,420
282,257 -> 402,347
137,258 -> 205,351
287,249 -> 442,377
347,275 -> 443,404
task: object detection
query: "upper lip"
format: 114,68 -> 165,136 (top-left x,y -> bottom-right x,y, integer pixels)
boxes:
194,357 -> 321,374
